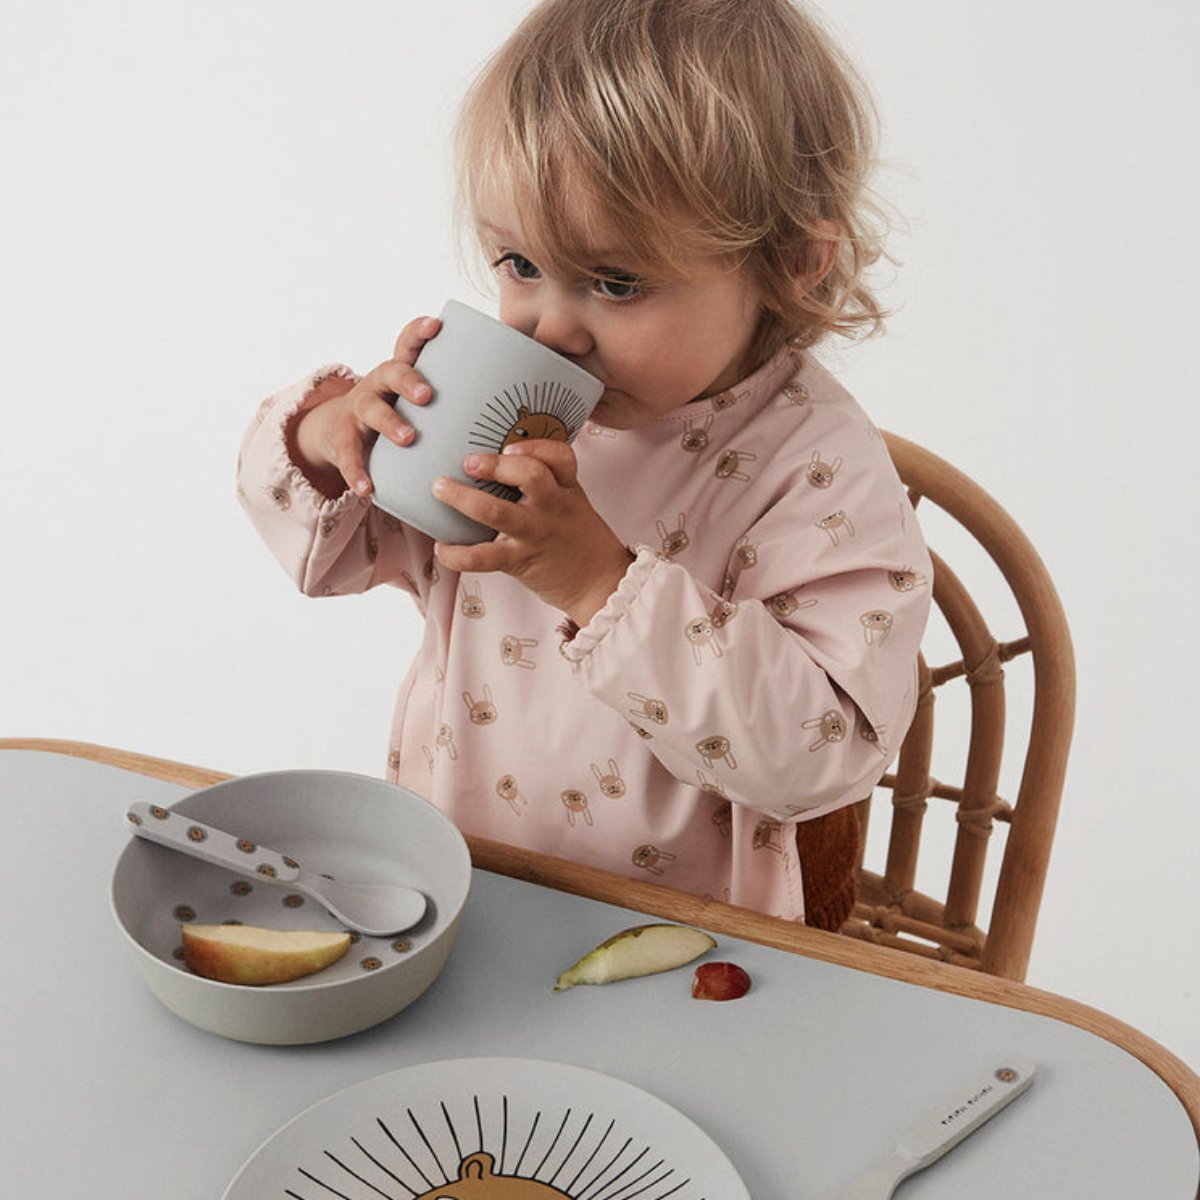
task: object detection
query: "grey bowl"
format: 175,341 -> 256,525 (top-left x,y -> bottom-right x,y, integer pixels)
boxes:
110,770 -> 471,1044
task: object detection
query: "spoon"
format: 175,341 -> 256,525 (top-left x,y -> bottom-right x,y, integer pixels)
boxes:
825,1060 -> 1035,1199
124,800 -> 427,936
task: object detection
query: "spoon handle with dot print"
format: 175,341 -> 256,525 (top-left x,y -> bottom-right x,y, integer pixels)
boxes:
124,801 -> 427,935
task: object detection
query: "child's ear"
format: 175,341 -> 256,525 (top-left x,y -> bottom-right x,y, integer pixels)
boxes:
795,219 -> 840,291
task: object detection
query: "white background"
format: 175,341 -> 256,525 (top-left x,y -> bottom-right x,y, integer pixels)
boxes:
2,1 -> 1197,1071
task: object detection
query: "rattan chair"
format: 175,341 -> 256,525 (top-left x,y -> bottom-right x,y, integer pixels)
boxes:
842,432 -> 1076,982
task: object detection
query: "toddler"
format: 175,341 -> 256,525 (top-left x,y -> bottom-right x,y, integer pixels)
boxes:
238,0 -> 932,930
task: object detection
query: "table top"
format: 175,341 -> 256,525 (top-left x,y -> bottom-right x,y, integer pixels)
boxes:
3,740 -> 1198,1200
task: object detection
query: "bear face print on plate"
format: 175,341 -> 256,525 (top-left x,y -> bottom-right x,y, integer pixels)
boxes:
221,1057 -> 749,1199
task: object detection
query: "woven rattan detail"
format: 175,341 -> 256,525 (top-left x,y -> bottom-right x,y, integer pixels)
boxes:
841,433 -> 1076,981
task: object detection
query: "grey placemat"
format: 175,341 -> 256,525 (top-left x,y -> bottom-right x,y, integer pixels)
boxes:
2,749 -> 1196,1199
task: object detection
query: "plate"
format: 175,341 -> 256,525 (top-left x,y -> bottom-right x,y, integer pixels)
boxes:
224,1056 -> 749,1199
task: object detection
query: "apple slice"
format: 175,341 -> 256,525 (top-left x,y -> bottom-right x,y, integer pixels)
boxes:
554,923 -> 716,991
692,960 -> 751,1000
181,923 -> 351,986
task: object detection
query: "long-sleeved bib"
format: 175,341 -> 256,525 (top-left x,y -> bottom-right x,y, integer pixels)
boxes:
238,344 -> 931,921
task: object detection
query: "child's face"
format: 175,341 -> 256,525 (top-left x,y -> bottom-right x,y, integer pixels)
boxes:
477,194 -> 766,430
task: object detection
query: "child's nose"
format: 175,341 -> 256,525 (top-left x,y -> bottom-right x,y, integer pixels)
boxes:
528,297 -> 592,360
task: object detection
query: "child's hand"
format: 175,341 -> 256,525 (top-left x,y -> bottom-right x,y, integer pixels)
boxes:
287,316 -> 441,499
432,441 -> 634,626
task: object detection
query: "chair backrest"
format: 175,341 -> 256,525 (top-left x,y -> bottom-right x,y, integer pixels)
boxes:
844,432 -> 1076,981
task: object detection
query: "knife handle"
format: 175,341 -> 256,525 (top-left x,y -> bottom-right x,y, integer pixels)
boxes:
125,801 -> 300,884
895,1061 -> 1035,1167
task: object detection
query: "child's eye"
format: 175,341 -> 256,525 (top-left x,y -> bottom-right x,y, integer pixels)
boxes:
592,271 -> 644,301
492,251 -> 541,281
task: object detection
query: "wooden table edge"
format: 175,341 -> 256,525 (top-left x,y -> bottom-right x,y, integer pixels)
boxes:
10,736 -> 1200,1161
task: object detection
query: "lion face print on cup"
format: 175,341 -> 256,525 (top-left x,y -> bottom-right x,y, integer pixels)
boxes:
498,406 -> 569,450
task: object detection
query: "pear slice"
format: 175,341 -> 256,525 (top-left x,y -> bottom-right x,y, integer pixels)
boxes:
554,923 -> 716,991
181,923 -> 351,986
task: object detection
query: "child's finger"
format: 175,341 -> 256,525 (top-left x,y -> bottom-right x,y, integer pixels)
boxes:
462,451 -> 552,496
365,359 -> 432,409
433,536 -> 512,577
498,438 -> 579,488
391,315 -> 442,366
356,388 -> 416,447
431,474 -> 517,536
328,431 -> 373,498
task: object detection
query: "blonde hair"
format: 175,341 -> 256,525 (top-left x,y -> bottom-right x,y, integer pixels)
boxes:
455,0 -> 888,360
